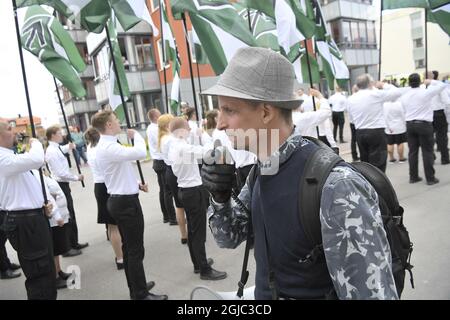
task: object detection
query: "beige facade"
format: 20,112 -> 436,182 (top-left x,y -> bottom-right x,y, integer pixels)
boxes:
380,8 -> 450,81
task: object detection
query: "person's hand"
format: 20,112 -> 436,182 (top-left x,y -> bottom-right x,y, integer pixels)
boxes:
201,144 -> 236,203
43,203 -> 53,218
139,183 -> 148,193
423,79 -> 432,86
68,142 -> 76,150
309,88 -> 324,99
127,129 -> 136,140
78,174 -> 84,181
374,81 -> 385,89
57,219 -> 64,227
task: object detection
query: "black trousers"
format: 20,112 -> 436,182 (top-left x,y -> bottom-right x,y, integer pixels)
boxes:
0,225 -> 12,272
350,123 -> 359,160
356,128 -> 387,172
153,160 -> 176,222
332,111 -> 345,141
178,186 -> 210,274
1,209 -> 56,300
407,121 -> 436,181
107,195 -> 147,300
58,182 -> 79,248
433,110 -> 449,163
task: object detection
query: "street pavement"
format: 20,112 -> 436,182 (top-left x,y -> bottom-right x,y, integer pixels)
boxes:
1,126 -> 449,300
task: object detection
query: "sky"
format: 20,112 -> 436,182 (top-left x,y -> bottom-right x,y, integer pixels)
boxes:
0,1 -> 60,128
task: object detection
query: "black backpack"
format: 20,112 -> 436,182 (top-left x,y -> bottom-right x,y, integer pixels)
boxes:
299,137 -> 414,297
239,137 -> 414,299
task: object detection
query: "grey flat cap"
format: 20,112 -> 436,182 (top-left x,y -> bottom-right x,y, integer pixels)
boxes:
202,47 -> 301,110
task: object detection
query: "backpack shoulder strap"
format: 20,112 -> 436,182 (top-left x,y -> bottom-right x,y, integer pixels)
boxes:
300,137 -> 343,247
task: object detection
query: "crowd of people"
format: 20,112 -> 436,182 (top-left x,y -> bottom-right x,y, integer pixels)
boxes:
1,47 -> 449,300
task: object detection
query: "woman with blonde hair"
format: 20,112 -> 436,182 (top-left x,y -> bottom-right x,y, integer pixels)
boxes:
158,114 -> 188,243
84,126 -> 124,270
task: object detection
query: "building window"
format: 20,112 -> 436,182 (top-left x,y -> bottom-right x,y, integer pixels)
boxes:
93,45 -> 110,80
142,92 -> 162,114
413,38 -> 424,48
415,59 -> 425,68
84,80 -> 96,99
134,36 -> 155,70
150,0 -> 160,11
334,19 -> 376,49
157,39 -> 171,70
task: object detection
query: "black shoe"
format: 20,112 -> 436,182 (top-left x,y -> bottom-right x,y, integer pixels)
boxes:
340,140 -> 347,144
409,177 -> 423,184
426,178 -> 439,186
200,267 -> 227,281
169,220 -> 178,226
399,158 -> 407,163
55,276 -> 68,289
352,157 -> 360,162
442,160 -> 450,165
129,282 -> 156,299
194,258 -> 214,274
163,219 -> 169,223
58,271 -> 72,280
389,158 -> 397,163
115,258 -> 124,270
9,263 -> 21,271
62,248 -> 82,257
0,269 -> 21,280
181,238 -> 188,245
139,293 -> 168,300
74,243 -> 89,250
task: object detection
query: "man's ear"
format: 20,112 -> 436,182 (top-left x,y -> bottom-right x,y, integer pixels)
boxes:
261,104 -> 277,125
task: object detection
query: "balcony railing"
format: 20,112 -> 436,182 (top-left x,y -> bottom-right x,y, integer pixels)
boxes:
337,41 -> 377,49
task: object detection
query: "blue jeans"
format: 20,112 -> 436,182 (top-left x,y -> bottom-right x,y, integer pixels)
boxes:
74,145 -> 88,166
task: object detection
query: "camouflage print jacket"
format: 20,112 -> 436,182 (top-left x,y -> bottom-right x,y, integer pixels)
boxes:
208,133 -> 399,300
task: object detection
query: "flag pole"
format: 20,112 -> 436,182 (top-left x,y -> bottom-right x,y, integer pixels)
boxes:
378,0 -> 384,81
105,23 -> 145,185
424,8 -> 428,78
181,13 -> 200,122
195,61 -> 204,112
159,0 -> 169,114
52,77 -> 85,187
11,0 -> 48,204
303,39 -> 320,138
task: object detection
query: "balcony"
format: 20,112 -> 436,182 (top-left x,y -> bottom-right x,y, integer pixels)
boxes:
94,65 -> 161,103
321,0 -> 376,21
337,43 -> 379,66
64,98 -> 99,117
66,29 -> 88,43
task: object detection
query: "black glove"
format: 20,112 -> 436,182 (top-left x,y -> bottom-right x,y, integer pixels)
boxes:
201,142 -> 236,203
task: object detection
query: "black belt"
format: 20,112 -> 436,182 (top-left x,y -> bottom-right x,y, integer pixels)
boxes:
179,186 -> 201,191
109,194 -> 138,198
2,208 -> 43,217
407,120 -> 431,124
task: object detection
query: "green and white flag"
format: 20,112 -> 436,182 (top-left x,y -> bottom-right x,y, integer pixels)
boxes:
293,46 -> 320,84
171,0 -> 257,75
110,0 -> 159,35
310,0 -> 349,90
427,0 -> 450,36
161,0 -> 181,113
21,5 -> 87,97
108,16 -> 129,122
234,2 -> 279,51
192,28 -> 209,65
17,0 -> 158,34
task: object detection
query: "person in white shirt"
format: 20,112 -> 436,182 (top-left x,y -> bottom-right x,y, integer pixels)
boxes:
146,108 -> 174,224
349,85 -> 360,161
168,117 -> 227,280
329,86 -> 348,143
159,114 -> 188,244
383,99 -> 407,163
302,90 -> 338,149
429,71 -> 450,164
39,170 -> 72,289
45,126 -> 87,257
399,73 -> 448,185
184,106 -> 203,145
0,121 -> 56,299
92,110 -> 167,300
85,127 -> 123,270
347,74 -> 406,172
